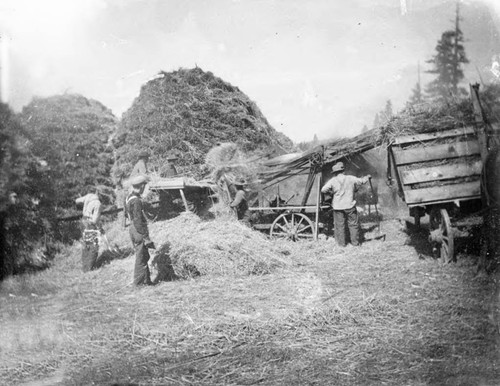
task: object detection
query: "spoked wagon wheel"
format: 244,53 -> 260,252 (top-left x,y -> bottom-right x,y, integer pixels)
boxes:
270,212 -> 316,241
429,208 -> 454,263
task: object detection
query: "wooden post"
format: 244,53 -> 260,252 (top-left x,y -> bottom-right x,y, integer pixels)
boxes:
470,83 -> 489,162
314,174 -> 322,241
301,166 -> 317,207
179,189 -> 190,212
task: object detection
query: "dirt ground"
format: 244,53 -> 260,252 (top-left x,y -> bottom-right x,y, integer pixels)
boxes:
1,217 -> 500,385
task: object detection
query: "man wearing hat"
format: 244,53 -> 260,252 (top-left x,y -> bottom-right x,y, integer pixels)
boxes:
321,162 -> 371,246
126,174 -> 155,286
131,150 -> 150,177
75,192 -> 103,271
163,153 -> 179,178
230,178 -> 251,226
128,150 -> 151,203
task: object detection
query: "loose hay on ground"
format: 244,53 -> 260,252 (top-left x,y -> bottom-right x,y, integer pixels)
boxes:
148,212 -> 290,279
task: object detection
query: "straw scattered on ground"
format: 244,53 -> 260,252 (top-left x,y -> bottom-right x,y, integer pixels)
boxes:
1,217 -> 499,385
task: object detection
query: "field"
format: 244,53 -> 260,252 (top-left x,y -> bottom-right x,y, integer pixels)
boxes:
1,214 -> 500,385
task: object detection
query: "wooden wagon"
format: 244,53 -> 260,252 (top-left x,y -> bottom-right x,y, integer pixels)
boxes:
387,126 -> 485,262
386,84 -> 496,263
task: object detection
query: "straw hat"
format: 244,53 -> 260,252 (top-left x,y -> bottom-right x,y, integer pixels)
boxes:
138,150 -> 150,159
235,178 -> 248,186
129,174 -> 150,187
331,161 -> 345,173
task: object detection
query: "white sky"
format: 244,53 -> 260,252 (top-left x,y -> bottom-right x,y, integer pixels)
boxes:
1,0 -> 499,142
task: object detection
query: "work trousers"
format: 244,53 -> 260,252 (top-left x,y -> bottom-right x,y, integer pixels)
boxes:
133,241 -> 152,286
333,206 -> 360,247
82,229 -> 100,272
237,209 -> 251,227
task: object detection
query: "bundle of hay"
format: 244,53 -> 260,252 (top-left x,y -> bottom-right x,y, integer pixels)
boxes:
148,212 -> 288,279
204,142 -> 261,207
112,67 -> 293,182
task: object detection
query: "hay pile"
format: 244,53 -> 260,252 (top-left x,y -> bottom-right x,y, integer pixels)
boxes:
112,67 -> 293,182
148,212 -> 288,279
19,94 -> 117,210
380,99 -> 475,142
204,142 -> 262,206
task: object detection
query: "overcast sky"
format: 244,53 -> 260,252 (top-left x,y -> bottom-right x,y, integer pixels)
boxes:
1,0 -> 499,142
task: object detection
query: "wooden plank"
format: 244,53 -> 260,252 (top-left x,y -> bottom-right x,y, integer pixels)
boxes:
401,160 -> 482,185
393,127 -> 476,145
470,84 -> 489,163
149,177 -> 185,190
393,141 -> 480,166
248,205 -> 330,211
403,181 -> 480,205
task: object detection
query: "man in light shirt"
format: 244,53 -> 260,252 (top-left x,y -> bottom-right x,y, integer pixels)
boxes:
75,192 -> 103,271
321,162 -> 370,247
130,150 -> 150,177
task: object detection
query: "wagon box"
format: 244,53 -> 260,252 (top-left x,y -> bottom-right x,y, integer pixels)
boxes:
388,126 -> 482,207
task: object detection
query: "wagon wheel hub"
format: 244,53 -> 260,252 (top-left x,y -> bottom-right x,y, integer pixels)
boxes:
429,208 -> 455,263
282,223 -> 301,241
428,228 -> 444,244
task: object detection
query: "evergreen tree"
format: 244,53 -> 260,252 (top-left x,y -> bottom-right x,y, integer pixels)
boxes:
409,82 -> 424,105
361,124 -> 369,133
383,100 -> 393,122
372,113 -> 380,129
425,3 -> 469,101
408,62 -> 424,106
377,100 -> 393,126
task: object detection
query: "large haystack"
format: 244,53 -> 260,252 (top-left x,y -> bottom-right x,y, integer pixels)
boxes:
112,67 -> 294,181
19,94 -> 117,211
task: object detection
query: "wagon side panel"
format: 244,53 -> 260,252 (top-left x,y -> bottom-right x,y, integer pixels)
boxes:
390,127 -> 483,207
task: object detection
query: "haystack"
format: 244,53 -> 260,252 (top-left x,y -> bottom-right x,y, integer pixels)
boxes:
112,67 -> 293,182
19,94 -> 117,210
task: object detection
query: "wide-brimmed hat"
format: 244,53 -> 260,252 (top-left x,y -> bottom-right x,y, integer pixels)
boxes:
128,174 -> 150,187
331,161 -> 345,173
234,177 -> 248,186
138,150 -> 150,159
167,154 -> 178,161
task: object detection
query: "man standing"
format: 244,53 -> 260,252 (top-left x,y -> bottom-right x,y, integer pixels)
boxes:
126,174 -> 155,286
321,162 -> 370,246
76,192 -> 103,271
131,150 -> 150,176
163,154 -> 179,177
230,178 -> 251,226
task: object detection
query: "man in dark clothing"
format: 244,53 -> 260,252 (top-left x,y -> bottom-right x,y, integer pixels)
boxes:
230,178 -> 251,226
126,174 -> 155,286
163,154 -> 179,178
321,162 -> 370,246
